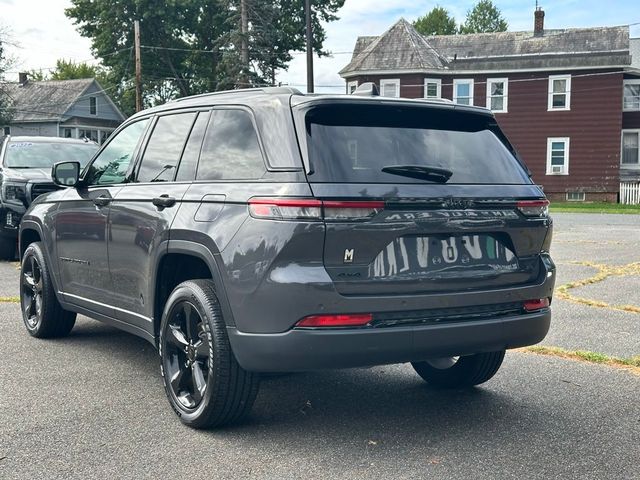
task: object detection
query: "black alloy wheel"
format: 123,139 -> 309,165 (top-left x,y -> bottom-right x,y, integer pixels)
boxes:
22,253 -> 43,330
163,301 -> 211,409
20,242 -> 76,338
159,280 -> 259,429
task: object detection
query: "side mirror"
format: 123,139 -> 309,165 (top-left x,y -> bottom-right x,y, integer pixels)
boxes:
52,161 -> 80,187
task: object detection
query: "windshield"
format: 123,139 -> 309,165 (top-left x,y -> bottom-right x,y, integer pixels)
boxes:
4,141 -> 98,168
303,104 -> 531,185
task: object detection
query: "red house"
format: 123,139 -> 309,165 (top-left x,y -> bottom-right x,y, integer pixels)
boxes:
339,9 -> 640,203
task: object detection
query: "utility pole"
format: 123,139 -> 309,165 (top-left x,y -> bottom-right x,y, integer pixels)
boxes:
240,0 -> 249,87
134,20 -> 142,112
305,0 -> 314,93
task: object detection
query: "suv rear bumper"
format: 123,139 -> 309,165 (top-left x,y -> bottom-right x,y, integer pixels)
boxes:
228,309 -> 551,372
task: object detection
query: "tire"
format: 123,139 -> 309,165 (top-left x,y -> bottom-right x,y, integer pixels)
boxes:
20,242 -> 76,338
0,237 -> 16,260
159,279 -> 260,429
412,350 -> 506,388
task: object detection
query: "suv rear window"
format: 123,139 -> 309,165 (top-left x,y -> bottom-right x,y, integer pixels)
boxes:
303,104 -> 530,185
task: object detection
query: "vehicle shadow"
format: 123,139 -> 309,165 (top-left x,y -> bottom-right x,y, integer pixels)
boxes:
59,318 -> 547,443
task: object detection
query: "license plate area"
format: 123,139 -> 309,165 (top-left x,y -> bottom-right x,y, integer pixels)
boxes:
369,234 -> 519,279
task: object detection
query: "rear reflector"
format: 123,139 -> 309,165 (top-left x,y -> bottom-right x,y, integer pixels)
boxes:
296,313 -> 373,328
517,199 -> 550,217
248,198 -> 384,221
523,298 -> 550,312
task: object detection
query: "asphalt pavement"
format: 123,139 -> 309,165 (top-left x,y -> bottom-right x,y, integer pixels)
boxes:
0,212 -> 638,479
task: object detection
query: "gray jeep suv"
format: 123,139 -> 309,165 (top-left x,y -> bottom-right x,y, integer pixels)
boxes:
19,86 -> 555,429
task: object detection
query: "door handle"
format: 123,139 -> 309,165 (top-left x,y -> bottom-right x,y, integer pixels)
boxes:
93,195 -> 111,207
152,194 -> 176,209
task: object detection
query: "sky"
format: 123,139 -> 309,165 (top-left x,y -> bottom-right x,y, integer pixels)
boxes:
2,0 -> 640,94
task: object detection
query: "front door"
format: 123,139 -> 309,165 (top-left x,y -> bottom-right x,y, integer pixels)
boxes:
54,118 -> 150,314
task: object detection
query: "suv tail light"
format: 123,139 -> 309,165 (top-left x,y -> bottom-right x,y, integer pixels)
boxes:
248,198 -> 384,221
523,298 -> 550,312
296,313 -> 373,328
248,198 -> 322,220
517,200 -> 550,217
323,200 -> 384,220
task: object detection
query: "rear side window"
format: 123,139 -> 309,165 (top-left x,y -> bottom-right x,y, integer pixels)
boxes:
303,104 -> 530,185
137,112 -> 197,182
196,109 -> 265,180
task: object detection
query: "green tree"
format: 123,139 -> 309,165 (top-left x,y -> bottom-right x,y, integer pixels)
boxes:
26,69 -> 47,81
65,0 -> 345,111
50,59 -> 102,80
413,6 -> 457,36
460,0 -> 508,34
0,27 -> 14,126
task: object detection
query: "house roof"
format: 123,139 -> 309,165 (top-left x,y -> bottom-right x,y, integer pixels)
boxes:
340,19 -> 631,77
1,78 -> 98,123
339,19 -> 448,75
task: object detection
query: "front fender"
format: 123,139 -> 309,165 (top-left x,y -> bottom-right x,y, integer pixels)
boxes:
20,203 -> 62,297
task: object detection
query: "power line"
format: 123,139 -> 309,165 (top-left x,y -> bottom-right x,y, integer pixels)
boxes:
7,19 -> 639,79
136,22 -> 640,59
3,47 -> 134,75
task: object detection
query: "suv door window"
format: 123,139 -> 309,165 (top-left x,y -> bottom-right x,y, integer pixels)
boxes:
84,119 -> 149,185
137,112 -> 197,183
196,109 -> 265,180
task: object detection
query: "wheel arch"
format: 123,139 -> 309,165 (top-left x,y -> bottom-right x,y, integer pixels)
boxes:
19,220 -> 66,312
153,240 -> 236,343
19,220 -> 44,258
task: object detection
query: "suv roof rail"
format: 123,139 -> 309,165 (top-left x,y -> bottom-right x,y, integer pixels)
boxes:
171,86 -> 303,103
420,97 -> 454,104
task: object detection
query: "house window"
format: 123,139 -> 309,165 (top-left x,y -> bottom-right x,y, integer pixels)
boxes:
347,81 -> 358,94
63,128 -> 73,138
2,126 -> 9,135
380,79 -> 400,98
548,75 -> 571,111
486,78 -> 508,113
79,128 -> 99,143
623,80 -> 640,111
453,79 -> 474,105
100,130 -> 111,145
566,192 -> 585,202
424,78 -> 441,99
546,137 -> 570,175
89,96 -> 97,115
621,131 -> 640,165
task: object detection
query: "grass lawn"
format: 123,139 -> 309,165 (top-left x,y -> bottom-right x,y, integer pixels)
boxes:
550,202 -> 640,214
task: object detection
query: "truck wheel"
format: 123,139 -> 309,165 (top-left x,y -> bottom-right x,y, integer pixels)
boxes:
412,350 -> 505,388
159,279 -> 260,429
20,242 -> 76,338
0,237 -> 16,260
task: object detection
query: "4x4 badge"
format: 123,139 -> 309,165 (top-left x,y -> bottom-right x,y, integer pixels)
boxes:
344,249 -> 354,263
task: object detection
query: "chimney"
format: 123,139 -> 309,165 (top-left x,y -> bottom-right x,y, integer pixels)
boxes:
534,7 -> 545,36
18,72 -> 28,85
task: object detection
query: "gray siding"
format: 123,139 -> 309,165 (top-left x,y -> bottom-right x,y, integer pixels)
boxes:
63,82 -> 123,122
8,122 -> 59,137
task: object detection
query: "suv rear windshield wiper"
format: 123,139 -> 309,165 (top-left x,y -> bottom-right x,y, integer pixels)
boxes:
381,165 -> 453,183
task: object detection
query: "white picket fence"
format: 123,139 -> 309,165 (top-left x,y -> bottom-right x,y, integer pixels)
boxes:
620,182 -> 640,205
